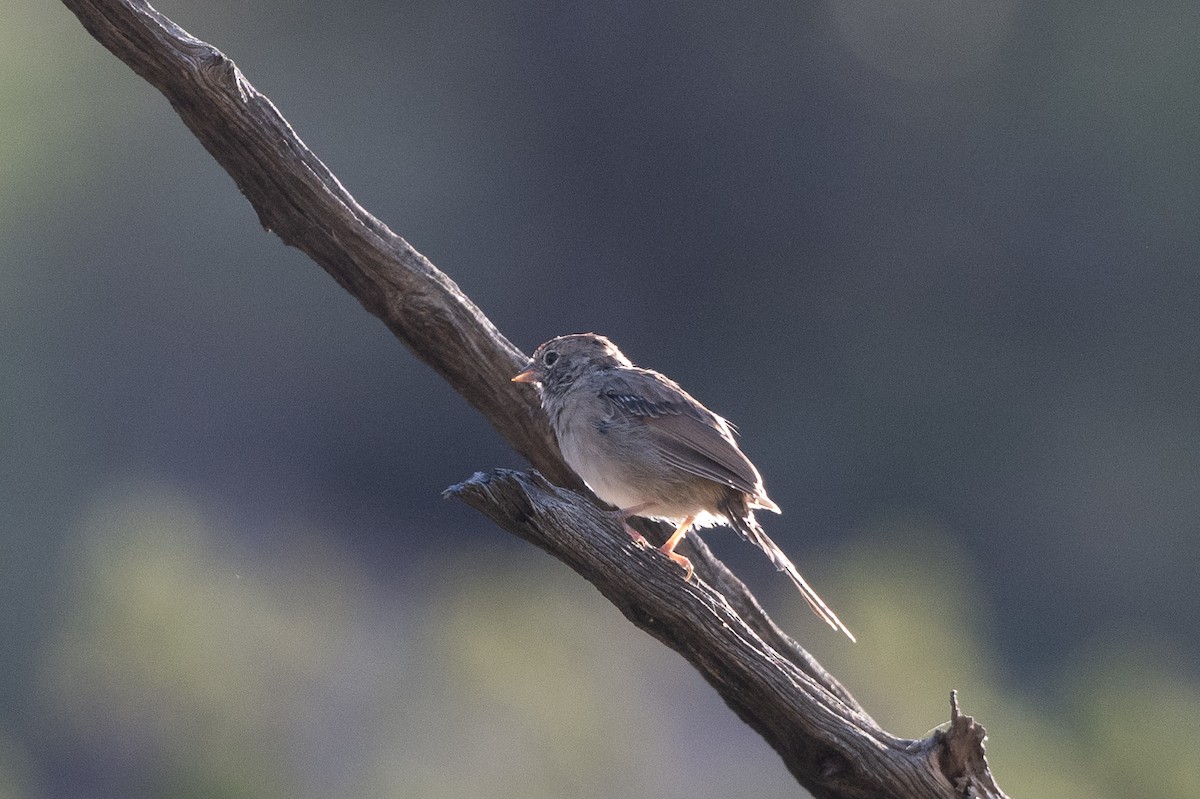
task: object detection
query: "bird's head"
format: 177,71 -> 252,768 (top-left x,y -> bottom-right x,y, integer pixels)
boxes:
512,333 -> 632,394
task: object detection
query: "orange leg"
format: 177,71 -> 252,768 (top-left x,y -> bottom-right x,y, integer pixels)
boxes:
659,515 -> 696,580
611,502 -> 654,547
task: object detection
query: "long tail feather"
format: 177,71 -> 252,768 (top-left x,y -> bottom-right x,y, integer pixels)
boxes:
722,500 -> 856,642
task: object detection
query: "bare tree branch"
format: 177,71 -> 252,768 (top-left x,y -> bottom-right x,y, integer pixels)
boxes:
60,1 -> 1009,796
447,470 -> 1006,798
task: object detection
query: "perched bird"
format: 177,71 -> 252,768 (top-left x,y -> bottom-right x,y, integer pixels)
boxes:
512,333 -> 854,641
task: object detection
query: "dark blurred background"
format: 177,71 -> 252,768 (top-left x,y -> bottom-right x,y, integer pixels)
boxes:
4,1 -> 1199,796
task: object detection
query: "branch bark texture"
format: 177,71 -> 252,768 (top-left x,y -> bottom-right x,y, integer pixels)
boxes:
60,2 -> 1009,797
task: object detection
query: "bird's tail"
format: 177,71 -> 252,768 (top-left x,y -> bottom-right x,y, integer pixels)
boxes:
721,498 -> 856,642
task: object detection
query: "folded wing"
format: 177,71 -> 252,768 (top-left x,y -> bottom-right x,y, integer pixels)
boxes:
602,369 -> 776,508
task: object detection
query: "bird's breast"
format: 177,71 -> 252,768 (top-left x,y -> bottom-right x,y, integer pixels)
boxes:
555,408 -> 649,510
551,394 -> 721,520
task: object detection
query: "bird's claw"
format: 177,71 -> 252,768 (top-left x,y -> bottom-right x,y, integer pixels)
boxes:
622,522 -> 651,549
662,547 -> 694,581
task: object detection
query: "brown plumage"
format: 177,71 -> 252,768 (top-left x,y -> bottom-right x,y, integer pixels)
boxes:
513,333 -> 854,641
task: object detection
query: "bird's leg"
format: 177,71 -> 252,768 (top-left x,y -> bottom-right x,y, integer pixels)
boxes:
659,515 -> 696,580
606,502 -> 654,548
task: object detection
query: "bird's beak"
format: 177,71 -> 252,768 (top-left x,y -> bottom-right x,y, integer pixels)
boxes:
511,364 -> 538,383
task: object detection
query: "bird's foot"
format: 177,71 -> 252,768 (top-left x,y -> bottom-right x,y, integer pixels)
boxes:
660,546 -> 694,581
622,521 -> 651,549
606,503 -> 653,548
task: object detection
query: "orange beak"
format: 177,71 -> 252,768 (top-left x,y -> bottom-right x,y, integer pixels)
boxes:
511,365 -> 538,383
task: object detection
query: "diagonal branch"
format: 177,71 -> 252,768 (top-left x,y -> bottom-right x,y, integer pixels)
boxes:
59,1 -> 1009,796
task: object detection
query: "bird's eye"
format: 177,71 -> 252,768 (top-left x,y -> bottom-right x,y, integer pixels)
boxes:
542,350 -> 559,366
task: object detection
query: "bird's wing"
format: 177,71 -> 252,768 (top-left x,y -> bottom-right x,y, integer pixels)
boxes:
602,369 -> 771,501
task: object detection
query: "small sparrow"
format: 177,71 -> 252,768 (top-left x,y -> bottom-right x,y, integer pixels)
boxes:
513,333 -> 854,641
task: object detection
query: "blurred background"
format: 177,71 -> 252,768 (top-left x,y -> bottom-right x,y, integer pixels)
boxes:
4,0 -> 1199,796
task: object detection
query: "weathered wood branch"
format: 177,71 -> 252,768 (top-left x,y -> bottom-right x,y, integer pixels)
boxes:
60,1 -> 1009,796
448,470 -> 1005,798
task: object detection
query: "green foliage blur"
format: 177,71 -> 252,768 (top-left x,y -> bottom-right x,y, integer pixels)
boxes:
4,1 -> 1198,796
